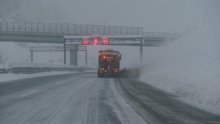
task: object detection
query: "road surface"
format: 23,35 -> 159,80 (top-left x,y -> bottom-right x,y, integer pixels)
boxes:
0,72 -> 220,124
115,79 -> 220,124
0,72 -> 146,124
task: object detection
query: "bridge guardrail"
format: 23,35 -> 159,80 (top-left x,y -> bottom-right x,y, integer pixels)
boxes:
0,21 -> 143,36
9,66 -> 91,74
143,32 -> 185,38
0,21 -> 186,41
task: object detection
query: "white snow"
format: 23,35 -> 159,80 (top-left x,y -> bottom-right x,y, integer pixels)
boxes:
109,79 -> 147,124
0,42 -> 29,64
0,71 -> 77,83
1,0 -> 220,117
0,62 -> 91,84
140,21 -> 220,115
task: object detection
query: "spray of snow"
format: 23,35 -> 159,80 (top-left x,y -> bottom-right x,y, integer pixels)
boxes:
140,19 -> 220,115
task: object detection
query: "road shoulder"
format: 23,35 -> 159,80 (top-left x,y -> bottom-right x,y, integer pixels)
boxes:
115,79 -> 220,124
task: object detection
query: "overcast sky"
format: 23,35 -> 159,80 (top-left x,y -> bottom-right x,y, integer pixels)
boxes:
24,0 -> 219,33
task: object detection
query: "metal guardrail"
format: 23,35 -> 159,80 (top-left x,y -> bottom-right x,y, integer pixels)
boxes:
0,66 -> 93,74
10,67 -> 89,74
0,21 -> 143,36
29,45 -> 86,52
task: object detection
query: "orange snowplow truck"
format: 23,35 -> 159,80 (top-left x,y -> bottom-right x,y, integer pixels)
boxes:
98,49 -> 121,78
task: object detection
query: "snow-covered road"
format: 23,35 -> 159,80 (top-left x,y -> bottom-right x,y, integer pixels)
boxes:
0,72 -> 146,124
1,72 -> 220,124
116,79 -> 220,124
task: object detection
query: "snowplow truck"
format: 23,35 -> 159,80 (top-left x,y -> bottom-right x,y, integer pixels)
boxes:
98,49 -> 121,78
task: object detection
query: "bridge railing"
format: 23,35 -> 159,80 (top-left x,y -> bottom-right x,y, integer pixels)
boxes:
0,21 -> 143,35
144,32 -> 185,39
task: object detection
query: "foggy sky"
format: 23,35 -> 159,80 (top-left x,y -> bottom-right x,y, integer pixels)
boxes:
24,0 -> 219,33
1,0 -> 219,33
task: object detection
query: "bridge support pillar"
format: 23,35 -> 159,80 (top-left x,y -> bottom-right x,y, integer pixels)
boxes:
30,50 -> 34,63
69,45 -> 78,66
85,49 -> 87,66
64,40 -> 66,64
140,38 -> 143,62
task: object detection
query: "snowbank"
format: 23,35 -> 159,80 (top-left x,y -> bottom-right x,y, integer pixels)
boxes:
140,23 -> 220,115
9,62 -> 80,68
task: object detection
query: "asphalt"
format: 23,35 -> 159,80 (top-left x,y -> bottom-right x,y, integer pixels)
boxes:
0,72 -> 146,124
1,72 -> 220,124
115,79 -> 220,124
